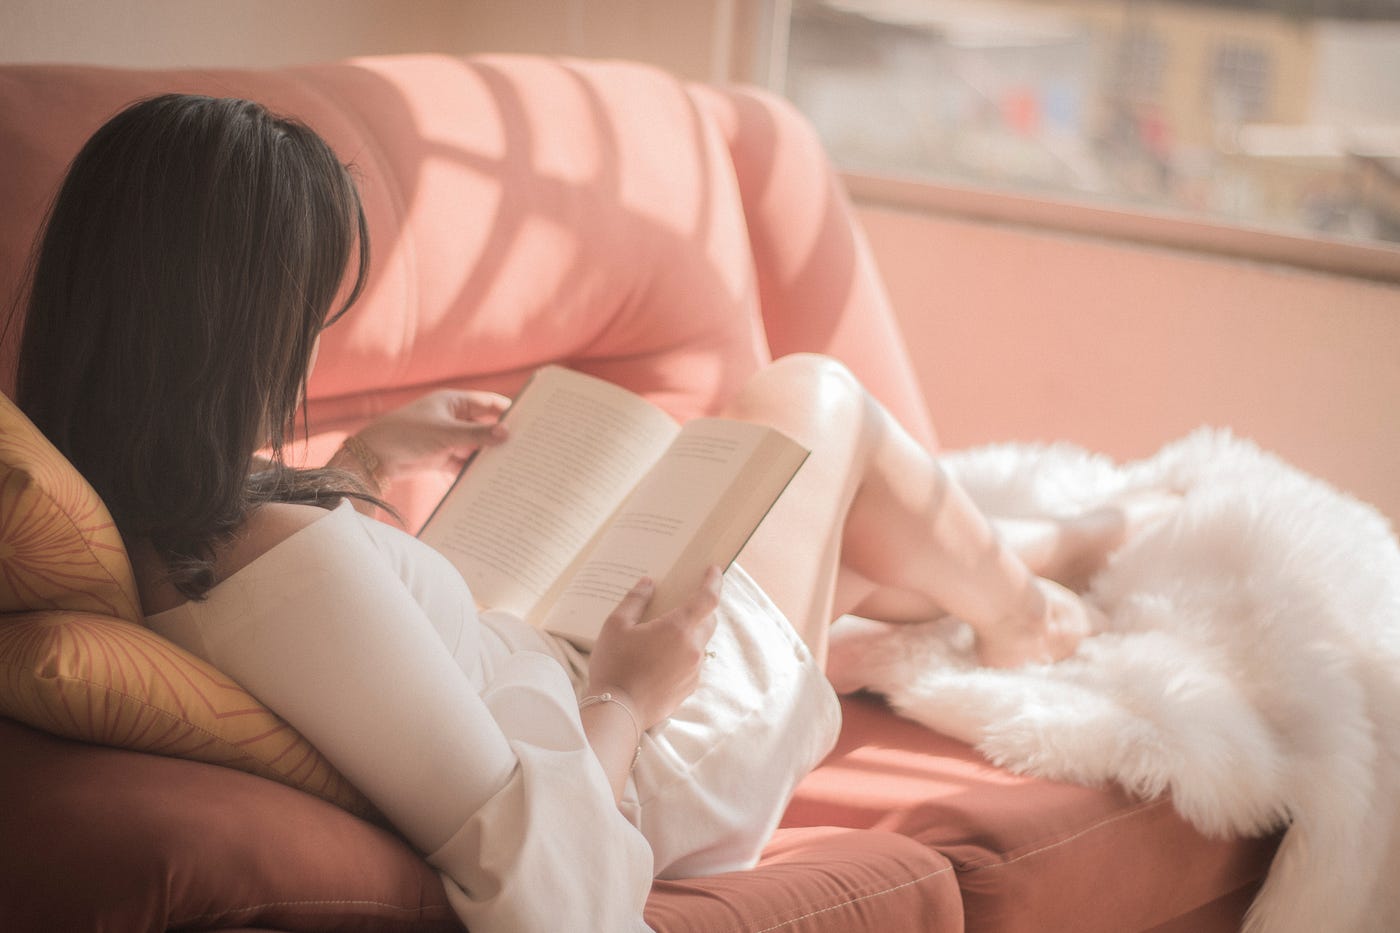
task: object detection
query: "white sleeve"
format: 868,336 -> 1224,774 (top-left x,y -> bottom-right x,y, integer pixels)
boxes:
187,509 -> 655,933
429,651 -> 655,932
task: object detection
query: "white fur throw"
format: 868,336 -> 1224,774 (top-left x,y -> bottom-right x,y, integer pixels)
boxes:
825,429 -> 1400,933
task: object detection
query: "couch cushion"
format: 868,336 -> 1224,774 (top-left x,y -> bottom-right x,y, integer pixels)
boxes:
0,391 -> 140,620
0,56 -> 940,534
0,609 -> 377,819
0,57 -> 779,532
783,694 -> 1279,933
0,57 -> 770,427
646,826 -> 961,933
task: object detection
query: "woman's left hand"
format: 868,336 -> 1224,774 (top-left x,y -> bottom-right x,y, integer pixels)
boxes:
345,389 -> 510,485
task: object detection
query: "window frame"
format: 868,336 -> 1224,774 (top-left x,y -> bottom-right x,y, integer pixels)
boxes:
843,171 -> 1400,284
752,0 -> 1400,285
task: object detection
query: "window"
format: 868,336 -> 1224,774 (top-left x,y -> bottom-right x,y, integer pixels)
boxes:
1212,41 -> 1273,123
781,0 -> 1400,247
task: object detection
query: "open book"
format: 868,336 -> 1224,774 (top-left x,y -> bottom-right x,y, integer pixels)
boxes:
418,366 -> 809,647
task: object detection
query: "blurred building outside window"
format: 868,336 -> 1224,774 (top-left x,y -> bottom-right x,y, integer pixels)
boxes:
780,0 -> 1400,246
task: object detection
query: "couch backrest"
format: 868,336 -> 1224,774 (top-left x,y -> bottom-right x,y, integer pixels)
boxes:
0,54 -> 934,526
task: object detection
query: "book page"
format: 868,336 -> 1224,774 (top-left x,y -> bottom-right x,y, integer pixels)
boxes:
418,367 -> 678,618
538,418 -> 807,646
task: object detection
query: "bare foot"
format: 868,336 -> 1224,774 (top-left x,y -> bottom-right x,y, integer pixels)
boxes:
974,578 -> 1108,669
1049,489 -> 1182,590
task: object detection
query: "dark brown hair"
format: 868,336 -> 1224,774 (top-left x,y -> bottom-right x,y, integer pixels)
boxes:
16,93 -> 381,599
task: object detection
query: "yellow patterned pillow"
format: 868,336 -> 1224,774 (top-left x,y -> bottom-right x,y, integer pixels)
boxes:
0,609 -> 377,818
0,393 -> 376,819
0,394 -> 140,621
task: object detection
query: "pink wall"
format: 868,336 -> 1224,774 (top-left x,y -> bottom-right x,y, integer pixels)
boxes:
858,204 -> 1400,526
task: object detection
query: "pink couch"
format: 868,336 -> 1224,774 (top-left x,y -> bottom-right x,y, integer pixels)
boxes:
0,54 -> 1277,931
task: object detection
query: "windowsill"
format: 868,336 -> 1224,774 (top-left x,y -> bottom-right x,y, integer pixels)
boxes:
843,172 -> 1400,286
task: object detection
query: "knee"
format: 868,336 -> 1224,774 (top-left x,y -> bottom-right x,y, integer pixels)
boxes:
730,353 -> 867,419
768,352 -> 839,375
765,353 -> 862,396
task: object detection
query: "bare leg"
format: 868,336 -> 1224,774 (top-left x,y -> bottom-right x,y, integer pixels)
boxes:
840,515 -> 1121,624
727,354 -> 1111,669
991,493 -> 1180,592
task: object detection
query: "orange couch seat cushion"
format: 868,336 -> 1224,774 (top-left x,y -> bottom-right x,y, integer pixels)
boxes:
782,695 -> 1280,933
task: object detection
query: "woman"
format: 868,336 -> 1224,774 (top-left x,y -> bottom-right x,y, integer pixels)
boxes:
16,95 -> 1135,931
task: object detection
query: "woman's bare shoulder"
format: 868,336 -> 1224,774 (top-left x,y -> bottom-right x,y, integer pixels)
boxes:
135,501 -> 345,615
225,501 -> 342,574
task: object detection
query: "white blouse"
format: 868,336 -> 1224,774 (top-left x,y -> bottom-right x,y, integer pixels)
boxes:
145,500 -> 655,933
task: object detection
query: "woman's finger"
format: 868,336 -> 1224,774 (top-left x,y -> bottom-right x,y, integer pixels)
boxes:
450,391 -> 512,421
609,577 -> 655,627
469,421 -> 509,443
686,566 -> 723,619
442,421 -> 508,455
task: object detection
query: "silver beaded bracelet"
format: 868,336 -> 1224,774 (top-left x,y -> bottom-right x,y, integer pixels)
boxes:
579,692 -> 643,771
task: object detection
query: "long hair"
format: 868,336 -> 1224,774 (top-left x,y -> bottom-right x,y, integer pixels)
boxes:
16,93 -> 382,600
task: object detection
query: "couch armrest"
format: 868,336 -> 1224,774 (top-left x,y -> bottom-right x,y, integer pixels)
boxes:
688,82 -> 937,450
0,717 -> 458,932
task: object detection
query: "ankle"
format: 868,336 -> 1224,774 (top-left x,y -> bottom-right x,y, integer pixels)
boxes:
982,577 -> 1051,638
974,578 -> 1099,668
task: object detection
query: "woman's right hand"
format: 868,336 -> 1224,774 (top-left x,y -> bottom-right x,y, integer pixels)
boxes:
585,568 -> 723,731
347,389 -> 511,485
